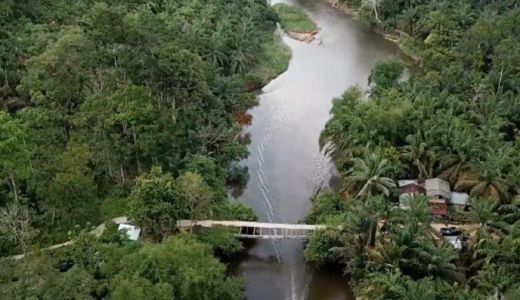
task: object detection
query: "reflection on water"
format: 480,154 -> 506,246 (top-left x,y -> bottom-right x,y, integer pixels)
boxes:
233,0 -> 402,299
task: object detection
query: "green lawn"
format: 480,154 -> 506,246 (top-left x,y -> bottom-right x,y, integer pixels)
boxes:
273,3 -> 317,33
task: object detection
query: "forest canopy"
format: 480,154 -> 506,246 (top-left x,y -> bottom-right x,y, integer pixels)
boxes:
0,0 -> 290,298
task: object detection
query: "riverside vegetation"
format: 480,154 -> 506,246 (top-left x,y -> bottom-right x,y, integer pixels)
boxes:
0,0 -> 291,298
304,0 -> 520,299
273,3 -> 317,33
274,3 -> 319,43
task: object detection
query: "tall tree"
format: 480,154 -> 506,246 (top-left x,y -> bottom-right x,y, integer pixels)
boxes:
0,111 -> 32,203
128,167 -> 180,240
344,153 -> 396,198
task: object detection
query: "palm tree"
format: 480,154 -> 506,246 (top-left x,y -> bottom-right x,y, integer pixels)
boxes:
455,158 -> 511,203
360,196 -> 389,248
320,87 -> 368,166
392,194 -> 432,226
436,128 -> 480,185
400,132 -> 437,180
357,271 -> 432,300
473,222 -> 520,295
468,198 -> 509,238
369,221 -> 425,271
369,219 -> 458,281
344,153 -> 396,199
424,243 -> 459,281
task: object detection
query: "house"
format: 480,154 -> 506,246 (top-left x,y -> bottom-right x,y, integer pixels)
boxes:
428,198 -> 449,216
398,180 -> 426,209
398,180 -> 426,197
118,224 -> 141,241
450,192 -> 469,210
425,178 -> 451,200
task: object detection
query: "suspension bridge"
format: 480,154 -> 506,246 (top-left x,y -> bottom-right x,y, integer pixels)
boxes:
176,220 -> 327,239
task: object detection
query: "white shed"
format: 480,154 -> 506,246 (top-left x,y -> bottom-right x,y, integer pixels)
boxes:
425,178 -> 451,200
451,192 -> 469,207
118,224 -> 141,241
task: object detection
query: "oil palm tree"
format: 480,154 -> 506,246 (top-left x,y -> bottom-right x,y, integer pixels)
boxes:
468,198 -> 509,238
320,87 -> 367,165
344,153 -> 396,199
436,127 -> 480,185
400,132 -> 437,180
358,270 -> 438,300
455,157 -> 511,203
473,222 -> 520,295
392,194 -> 432,226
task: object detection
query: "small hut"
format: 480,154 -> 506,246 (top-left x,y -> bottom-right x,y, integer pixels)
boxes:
450,192 -> 470,210
398,180 -> 426,209
118,224 -> 141,241
425,178 -> 451,200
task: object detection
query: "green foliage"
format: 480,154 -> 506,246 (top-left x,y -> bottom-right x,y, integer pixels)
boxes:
1,0 -> 292,252
0,111 -> 32,202
101,197 -> 128,220
344,153 -> 397,199
0,234 -> 243,299
315,3 -> 520,298
127,167 -> 181,240
213,201 -> 257,221
196,227 -> 243,257
368,59 -> 405,94
114,236 -> 243,299
307,189 -> 346,224
357,271 -> 482,300
176,171 -> 213,223
0,0 -> 298,295
273,3 -> 317,33
246,33 -> 291,90
304,229 -> 343,266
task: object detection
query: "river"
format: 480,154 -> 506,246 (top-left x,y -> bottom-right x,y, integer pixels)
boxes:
233,0 -> 402,299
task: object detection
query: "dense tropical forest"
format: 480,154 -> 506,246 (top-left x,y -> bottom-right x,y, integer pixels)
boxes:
0,0 -> 291,298
2,0 -> 520,299
305,0 -> 520,299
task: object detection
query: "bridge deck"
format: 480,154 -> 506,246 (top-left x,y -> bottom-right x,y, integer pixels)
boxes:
177,220 -> 326,239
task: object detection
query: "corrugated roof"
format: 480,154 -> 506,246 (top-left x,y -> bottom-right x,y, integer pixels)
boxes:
451,192 -> 469,206
425,178 -> 451,199
398,179 -> 418,187
118,224 -> 141,241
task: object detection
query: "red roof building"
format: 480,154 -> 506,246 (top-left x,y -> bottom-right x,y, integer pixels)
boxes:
428,198 -> 449,216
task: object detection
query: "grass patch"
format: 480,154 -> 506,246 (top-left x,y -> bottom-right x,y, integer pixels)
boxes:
245,32 -> 291,90
273,3 -> 316,33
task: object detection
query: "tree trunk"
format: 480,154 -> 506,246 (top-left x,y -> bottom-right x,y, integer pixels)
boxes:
22,137 -> 34,175
373,2 -> 380,23
120,164 -> 125,183
132,127 -> 141,173
9,172 -> 19,203
368,222 -> 377,248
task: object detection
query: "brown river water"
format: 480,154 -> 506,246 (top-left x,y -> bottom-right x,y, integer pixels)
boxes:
232,0 -> 402,299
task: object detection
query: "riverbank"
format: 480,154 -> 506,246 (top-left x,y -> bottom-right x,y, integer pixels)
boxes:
245,32 -> 291,92
274,3 -> 320,43
328,0 -> 422,65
